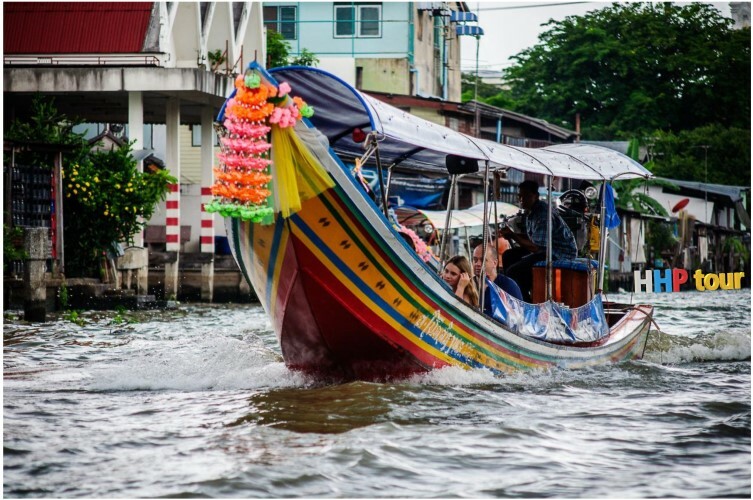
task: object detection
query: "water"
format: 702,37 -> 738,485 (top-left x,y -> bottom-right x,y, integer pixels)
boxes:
4,290 -> 750,498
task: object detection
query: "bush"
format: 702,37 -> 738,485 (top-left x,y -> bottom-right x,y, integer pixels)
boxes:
63,143 -> 176,276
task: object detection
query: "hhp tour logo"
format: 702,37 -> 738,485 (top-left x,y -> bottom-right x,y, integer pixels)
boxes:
634,269 -> 746,293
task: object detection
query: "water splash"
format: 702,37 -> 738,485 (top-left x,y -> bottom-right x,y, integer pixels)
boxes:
87,336 -> 307,391
644,328 -> 751,364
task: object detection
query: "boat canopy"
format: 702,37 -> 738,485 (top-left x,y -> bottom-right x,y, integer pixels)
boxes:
269,66 -> 487,169
396,201 -> 519,230
269,66 -> 652,181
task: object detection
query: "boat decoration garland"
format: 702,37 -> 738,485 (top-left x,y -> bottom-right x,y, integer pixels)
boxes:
205,70 -> 315,222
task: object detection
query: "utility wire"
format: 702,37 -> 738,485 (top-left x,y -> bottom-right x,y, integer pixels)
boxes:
477,2 -> 591,11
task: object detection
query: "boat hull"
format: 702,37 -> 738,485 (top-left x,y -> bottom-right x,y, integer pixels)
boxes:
225,127 -> 653,381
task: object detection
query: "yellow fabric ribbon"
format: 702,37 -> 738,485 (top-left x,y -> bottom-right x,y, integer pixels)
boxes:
270,125 -> 335,219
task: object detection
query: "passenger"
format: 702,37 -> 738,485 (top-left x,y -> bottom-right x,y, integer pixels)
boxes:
500,180 -> 577,302
495,236 -> 510,266
472,244 -> 523,316
442,256 -> 479,307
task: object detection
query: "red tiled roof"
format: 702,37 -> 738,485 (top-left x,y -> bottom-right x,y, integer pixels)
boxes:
4,2 -> 154,54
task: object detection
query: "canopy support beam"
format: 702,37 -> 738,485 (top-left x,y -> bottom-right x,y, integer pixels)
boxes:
439,175 -> 459,269
479,160 -> 491,310
546,175 -> 553,302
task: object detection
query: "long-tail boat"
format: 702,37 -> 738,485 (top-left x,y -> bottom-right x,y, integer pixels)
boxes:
209,64 -> 654,381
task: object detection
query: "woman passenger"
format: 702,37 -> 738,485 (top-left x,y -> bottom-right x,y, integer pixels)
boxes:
442,256 -> 479,307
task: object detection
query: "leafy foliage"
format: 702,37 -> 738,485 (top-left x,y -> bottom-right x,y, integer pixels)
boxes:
5,96 -> 90,166
646,220 -> 678,260
3,225 -> 27,273
266,30 -> 319,68
6,96 -> 176,278
460,73 -> 506,103
503,3 -> 750,140
63,143 -> 176,276
647,125 -> 751,186
722,236 -> 750,262
612,178 -> 677,216
290,48 -> 319,67
207,49 -> 226,70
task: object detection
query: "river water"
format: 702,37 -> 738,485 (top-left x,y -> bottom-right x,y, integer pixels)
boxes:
4,290 -> 750,498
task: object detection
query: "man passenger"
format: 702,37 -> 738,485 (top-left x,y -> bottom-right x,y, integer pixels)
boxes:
472,243 -> 523,316
500,180 -> 577,302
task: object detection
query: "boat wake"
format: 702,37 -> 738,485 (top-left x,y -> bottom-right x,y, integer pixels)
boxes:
643,327 -> 751,364
86,336 -> 309,392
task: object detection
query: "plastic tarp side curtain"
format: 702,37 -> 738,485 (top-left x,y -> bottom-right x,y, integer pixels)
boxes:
486,278 -> 610,343
269,67 -> 653,181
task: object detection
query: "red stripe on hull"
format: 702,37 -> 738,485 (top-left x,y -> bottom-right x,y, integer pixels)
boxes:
276,234 -> 434,381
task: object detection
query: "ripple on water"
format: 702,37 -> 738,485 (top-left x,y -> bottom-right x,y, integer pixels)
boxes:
3,293 -> 750,498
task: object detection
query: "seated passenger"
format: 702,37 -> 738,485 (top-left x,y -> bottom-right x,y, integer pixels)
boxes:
500,180 -> 577,302
472,243 -> 523,316
442,256 -> 479,307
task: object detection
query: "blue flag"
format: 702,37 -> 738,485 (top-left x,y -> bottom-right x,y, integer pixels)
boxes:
604,183 -> 620,230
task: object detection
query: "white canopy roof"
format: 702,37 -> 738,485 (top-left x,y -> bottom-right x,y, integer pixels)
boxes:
396,202 -> 519,230
474,138 -> 652,181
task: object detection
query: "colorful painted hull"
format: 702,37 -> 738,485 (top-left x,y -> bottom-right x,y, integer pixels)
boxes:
226,127 -> 653,381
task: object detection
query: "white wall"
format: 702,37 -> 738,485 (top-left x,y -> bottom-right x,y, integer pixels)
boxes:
645,185 -> 714,225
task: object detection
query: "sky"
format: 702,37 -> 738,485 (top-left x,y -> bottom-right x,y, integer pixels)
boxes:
459,1 -> 734,73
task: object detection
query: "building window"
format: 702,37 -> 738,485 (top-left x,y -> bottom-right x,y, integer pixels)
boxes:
334,3 -> 382,38
263,5 -> 297,40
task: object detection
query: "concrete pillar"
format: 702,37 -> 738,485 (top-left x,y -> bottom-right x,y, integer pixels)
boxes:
164,97 -> 181,299
128,91 -> 148,294
24,227 -> 48,322
200,106 -> 215,302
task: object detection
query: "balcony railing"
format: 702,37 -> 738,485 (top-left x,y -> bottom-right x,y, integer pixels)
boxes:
4,54 -> 162,67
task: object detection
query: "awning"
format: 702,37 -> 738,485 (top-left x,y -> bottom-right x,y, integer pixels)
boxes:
268,66 -> 653,181
450,11 -> 478,22
456,25 -> 484,36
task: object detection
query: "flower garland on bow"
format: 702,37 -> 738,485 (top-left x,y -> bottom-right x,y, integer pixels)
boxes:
204,71 -> 314,222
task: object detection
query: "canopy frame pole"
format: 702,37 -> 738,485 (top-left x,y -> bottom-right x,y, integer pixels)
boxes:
464,226 -> 471,260
594,172 -> 647,292
480,160 -> 491,309
439,175 -> 458,271
546,175 -> 553,302
385,163 -> 396,195
596,182 -> 609,292
493,171 -> 501,230
370,134 -> 390,218
358,143 -> 377,167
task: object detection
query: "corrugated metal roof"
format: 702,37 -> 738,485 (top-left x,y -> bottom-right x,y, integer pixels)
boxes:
4,2 -> 153,54
461,101 -> 577,140
657,177 -> 750,201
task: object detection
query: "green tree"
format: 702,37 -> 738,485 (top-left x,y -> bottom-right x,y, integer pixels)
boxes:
266,30 -> 319,68
6,96 -> 176,278
612,178 -> 679,262
266,30 -> 290,68
460,73 -> 504,102
290,48 -> 319,67
647,125 -> 751,186
63,144 -> 176,276
504,3 -> 750,139
6,95 -> 90,165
